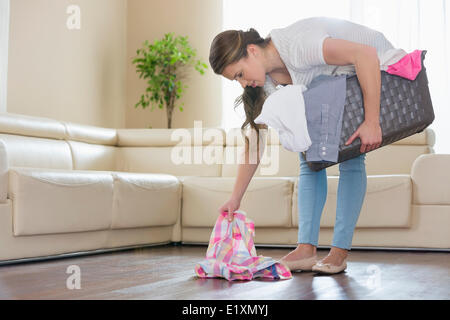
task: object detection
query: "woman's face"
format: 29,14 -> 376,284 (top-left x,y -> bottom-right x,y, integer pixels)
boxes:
222,44 -> 267,88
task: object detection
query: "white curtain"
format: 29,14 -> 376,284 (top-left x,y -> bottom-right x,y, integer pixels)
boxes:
222,0 -> 450,154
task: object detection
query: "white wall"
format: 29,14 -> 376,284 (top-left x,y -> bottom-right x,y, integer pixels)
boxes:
0,0 -> 9,113
7,0 -> 127,128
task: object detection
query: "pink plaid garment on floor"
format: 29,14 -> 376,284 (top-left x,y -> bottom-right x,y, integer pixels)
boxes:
194,210 -> 292,281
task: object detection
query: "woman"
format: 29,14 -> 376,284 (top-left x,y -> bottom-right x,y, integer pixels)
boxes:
211,16 -> 387,274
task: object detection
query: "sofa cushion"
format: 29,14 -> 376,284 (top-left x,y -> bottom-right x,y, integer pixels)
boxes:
327,144 -> 433,176
0,112 -> 66,140
222,127 -> 301,178
292,175 -> 412,228
67,140 -> 117,171
116,127 -> 225,147
115,127 -> 225,177
9,167 -> 113,236
326,129 -> 434,176
411,154 -> 450,205
116,146 -> 223,177
222,145 -> 300,177
111,172 -> 181,229
0,133 -> 72,170
0,140 -> 8,202
181,176 -> 294,227
63,122 -> 117,146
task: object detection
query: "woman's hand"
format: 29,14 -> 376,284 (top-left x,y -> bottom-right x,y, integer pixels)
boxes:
345,120 -> 382,153
218,196 -> 241,222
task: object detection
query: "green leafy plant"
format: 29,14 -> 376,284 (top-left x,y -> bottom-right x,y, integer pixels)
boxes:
132,32 -> 208,128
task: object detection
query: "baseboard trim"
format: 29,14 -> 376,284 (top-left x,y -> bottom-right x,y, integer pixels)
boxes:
1,241 -> 448,266
0,241 -> 172,266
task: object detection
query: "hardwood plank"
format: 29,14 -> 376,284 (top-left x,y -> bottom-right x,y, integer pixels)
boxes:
0,245 -> 448,300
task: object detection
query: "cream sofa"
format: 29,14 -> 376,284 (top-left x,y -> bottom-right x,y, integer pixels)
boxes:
0,112 -> 449,263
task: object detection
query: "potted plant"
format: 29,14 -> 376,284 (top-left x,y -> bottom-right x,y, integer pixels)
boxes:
132,32 -> 208,128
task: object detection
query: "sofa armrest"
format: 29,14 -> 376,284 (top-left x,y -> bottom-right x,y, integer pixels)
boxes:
411,154 -> 450,205
0,139 -> 8,203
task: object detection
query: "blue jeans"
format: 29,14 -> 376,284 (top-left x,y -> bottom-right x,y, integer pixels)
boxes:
297,153 -> 367,250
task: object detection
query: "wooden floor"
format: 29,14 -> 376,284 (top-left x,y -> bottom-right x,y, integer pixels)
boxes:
0,244 -> 449,300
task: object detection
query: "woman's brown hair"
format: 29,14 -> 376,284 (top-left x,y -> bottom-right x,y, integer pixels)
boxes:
209,28 -> 271,163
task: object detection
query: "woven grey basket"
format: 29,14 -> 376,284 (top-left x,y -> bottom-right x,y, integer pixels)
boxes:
301,50 -> 434,172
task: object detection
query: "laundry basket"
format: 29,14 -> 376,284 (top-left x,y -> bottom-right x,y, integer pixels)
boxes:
302,50 -> 434,172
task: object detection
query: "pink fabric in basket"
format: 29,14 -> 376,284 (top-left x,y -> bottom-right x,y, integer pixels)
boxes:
386,49 -> 423,80
194,210 -> 292,281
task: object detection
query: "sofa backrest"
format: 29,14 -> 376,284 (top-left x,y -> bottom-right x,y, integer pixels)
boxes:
222,128 -> 300,177
0,112 -> 226,177
328,129 -> 435,176
0,112 -> 119,171
222,127 -> 435,177
115,127 -> 225,176
0,113 -> 73,170
0,112 -> 435,177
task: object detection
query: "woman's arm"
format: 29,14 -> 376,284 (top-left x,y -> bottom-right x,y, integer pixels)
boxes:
354,46 -> 381,124
219,127 -> 266,221
231,159 -> 260,202
232,128 -> 267,200
219,147 -> 261,221
322,38 -> 382,153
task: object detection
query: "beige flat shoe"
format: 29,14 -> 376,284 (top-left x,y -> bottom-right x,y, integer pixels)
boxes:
279,255 -> 318,272
312,258 -> 347,275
